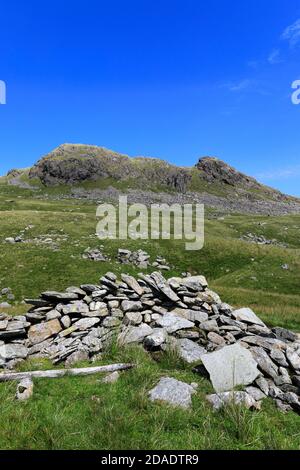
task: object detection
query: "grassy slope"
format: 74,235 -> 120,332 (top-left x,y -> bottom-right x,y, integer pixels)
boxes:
0,182 -> 300,450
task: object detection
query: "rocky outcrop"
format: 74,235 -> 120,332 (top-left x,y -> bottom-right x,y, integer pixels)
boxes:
29,144 -> 191,192
196,156 -> 261,188
1,271 -> 300,413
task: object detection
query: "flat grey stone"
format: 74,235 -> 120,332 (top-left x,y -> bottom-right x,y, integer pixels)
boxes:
206,391 -> 259,410
207,332 -> 225,346
170,308 -> 208,324
62,301 -> 89,316
41,291 -> 79,302
255,377 -> 270,395
180,275 -> 208,291
270,348 -> 289,368
149,377 -> 196,408
0,320 -> 9,330
250,347 -> 279,379
155,313 -> 194,334
61,315 -> 71,329
74,317 -> 100,330
245,386 -> 266,401
46,310 -> 61,321
199,320 -> 219,332
0,343 -> 28,360
201,343 -> 260,392
28,319 -> 62,345
123,311 -> 143,326
121,300 -> 143,313
82,335 -> 103,353
177,339 -> 206,364
121,274 -> 144,296
118,323 -> 153,344
232,308 -> 266,327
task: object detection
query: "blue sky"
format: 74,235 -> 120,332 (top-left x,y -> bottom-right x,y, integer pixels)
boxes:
1,0 -> 300,196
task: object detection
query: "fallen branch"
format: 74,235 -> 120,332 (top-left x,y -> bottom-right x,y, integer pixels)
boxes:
0,363 -> 135,382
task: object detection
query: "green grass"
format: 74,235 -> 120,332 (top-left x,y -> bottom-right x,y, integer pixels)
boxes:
0,347 -> 300,450
0,183 -> 300,449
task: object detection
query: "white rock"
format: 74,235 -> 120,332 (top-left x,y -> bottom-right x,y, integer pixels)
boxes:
149,377 -> 196,408
201,343 -> 260,392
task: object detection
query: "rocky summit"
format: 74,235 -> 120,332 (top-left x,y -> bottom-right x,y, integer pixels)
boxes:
1,271 -> 300,414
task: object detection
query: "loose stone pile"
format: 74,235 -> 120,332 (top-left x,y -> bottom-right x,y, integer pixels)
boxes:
240,232 -> 287,247
0,271 -> 300,413
117,249 -> 151,268
117,249 -> 170,270
82,247 -> 109,262
0,287 -> 15,308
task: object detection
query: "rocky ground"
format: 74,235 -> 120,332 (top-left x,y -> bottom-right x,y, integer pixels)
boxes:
37,186 -> 300,216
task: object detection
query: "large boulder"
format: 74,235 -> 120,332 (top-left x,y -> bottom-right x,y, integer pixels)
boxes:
201,344 -> 260,392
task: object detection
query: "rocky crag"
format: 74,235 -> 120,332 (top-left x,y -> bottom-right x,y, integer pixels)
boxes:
4,144 -> 300,216
1,271 -> 300,413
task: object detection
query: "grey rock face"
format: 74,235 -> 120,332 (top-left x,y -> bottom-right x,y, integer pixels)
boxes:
149,377 -> 196,409
201,344 -> 260,392
177,339 -> 206,364
29,144 -> 191,191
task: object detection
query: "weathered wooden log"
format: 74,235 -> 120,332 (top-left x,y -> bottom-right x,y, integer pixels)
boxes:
0,363 -> 135,382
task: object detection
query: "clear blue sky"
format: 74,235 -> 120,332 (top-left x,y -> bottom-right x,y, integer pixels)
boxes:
1,0 -> 300,195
